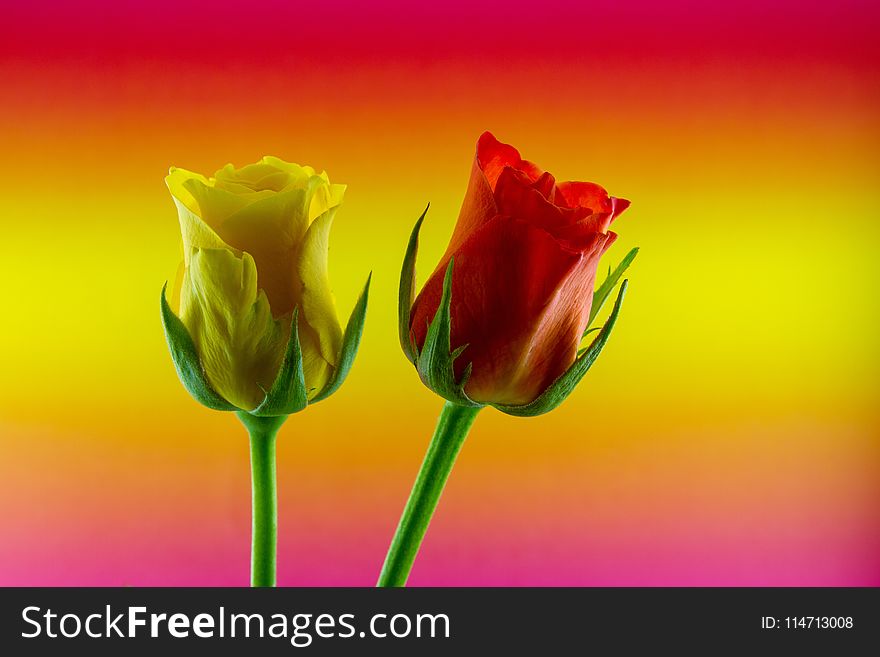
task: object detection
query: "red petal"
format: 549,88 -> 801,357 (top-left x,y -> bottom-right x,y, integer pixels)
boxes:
553,222 -> 616,257
429,139 -> 502,282
531,171 -> 557,202
494,166 -> 592,236
476,131 -> 543,190
554,184 -> 631,233
410,214 -> 606,406
556,181 -> 613,213
610,196 -> 631,221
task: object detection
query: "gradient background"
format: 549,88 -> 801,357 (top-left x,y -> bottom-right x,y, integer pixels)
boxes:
1,1 -> 878,586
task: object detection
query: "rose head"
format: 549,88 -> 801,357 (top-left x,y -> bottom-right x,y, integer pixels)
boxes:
402,132 -> 633,410
161,156 -> 369,416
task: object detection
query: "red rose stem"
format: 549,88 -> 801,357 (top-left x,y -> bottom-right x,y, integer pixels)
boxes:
377,402 -> 482,586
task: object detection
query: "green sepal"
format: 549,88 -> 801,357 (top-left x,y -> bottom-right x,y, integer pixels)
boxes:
494,279 -> 629,417
586,246 -> 638,334
312,273 -> 372,403
415,259 -> 483,408
399,205 -> 429,364
249,308 -> 308,417
160,284 -> 237,412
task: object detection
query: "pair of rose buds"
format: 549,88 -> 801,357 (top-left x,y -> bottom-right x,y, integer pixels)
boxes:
161,132 -> 636,587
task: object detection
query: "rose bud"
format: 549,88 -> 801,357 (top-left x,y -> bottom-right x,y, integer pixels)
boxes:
161,156 -> 369,417
399,132 -> 635,415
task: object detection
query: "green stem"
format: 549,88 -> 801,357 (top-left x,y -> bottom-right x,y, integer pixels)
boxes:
237,412 -> 287,587
377,401 -> 482,587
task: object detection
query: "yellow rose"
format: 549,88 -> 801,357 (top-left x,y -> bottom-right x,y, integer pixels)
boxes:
163,156 -> 357,411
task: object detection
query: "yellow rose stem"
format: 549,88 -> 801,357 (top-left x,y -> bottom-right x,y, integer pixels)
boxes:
377,401 -> 482,587
236,412 -> 288,587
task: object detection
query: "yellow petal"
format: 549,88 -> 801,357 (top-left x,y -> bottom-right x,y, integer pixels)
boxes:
298,323 -> 333,399
166,166 -> 210,216
309,180 -> 346,222
183,177 -> 273,226
296,207 -> 343,377
215,161 -> 292,193
213,187 -> 314,316
166,167 -> 235,265
169,260 -> 186,314
252,156 -> 344,221
261,156 -> 317,182
179,248 -> 288,411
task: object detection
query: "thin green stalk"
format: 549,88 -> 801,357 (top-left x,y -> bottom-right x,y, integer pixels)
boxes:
378,401 -> 482,587
237,412 -> 287,587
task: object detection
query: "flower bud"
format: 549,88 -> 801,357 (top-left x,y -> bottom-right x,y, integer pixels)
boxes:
399,133 -> 634,415
161,157 -> 369,415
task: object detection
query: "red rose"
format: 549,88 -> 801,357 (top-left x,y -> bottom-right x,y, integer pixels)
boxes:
408,132 -> 630,406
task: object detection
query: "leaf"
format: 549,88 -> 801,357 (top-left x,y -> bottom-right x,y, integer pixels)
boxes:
586,247 -> 638,334
160,284 -> 237,411
415,259 -> 483,408
311,273 -> 372,403
249,308 -> 308,417
495,280 -> 629,417
399,205 -> 429,363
